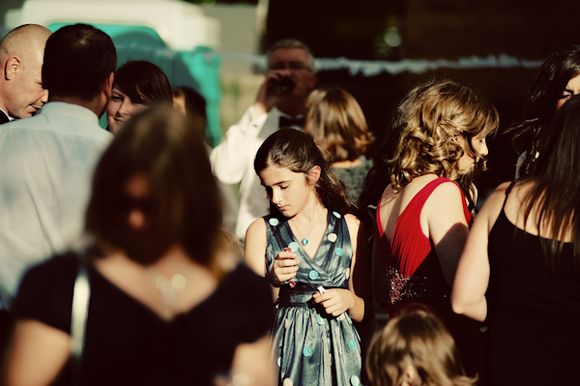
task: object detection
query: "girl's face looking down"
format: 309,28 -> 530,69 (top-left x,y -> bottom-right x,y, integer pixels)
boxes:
259,164 -> 319,218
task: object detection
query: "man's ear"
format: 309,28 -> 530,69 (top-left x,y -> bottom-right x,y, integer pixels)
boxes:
102,72 -> 114,99
4,56 -> 20,81
307,165 -> 321,185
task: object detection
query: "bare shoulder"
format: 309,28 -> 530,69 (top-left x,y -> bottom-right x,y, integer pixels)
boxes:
343,213 -> 360,228
246,217 -> 267,239
428,180 -> 464,204
477,182 -> 512,222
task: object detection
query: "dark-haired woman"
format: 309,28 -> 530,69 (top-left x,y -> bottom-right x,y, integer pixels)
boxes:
244,128 -> 370,386
512,45 -> 580,178
4,107 -> 275,386
107,60 -> 173,134
453,95 -> 580,385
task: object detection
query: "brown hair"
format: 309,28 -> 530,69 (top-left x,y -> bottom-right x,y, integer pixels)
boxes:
304,87 -> 373,163
254,128 -> 356,216
86,105 -> 222,269
366,308 -> 476,386
387,79 -> 498,200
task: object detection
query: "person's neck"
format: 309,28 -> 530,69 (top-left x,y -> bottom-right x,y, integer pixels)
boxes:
49,96 -> 105,118
293,199 -> 326,223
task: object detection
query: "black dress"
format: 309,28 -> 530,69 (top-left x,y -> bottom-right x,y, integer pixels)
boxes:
13,254 -> 274,386
486,207 -> 580,385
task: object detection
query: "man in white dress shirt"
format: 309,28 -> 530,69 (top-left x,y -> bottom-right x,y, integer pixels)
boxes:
0,24 -> 52,124
0,24 -> 116,344
211,39 -> 317,240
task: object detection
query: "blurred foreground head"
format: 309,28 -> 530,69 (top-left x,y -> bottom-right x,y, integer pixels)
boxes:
366,308 -> 475,386
86,105 -> 222,266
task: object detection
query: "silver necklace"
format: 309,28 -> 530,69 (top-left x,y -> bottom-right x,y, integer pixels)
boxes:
292,209 -> 325,246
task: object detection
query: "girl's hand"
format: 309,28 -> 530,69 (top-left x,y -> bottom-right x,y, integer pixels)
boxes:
268,250 -> 300,286
312,288 -> 355,317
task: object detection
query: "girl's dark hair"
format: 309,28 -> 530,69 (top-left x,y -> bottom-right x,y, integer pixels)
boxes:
115,60 -> 173,105
520,94 -> 580,272
254,128 -> 356,216
86,105 -> 222,268
512,45 -> 580,177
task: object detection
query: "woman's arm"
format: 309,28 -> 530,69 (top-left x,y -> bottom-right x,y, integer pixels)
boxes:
452,186 -> 506,321
4,320 -> 70,386
313,215 -> 368,322
225,335 -> 276,386
424,182 -> 470,285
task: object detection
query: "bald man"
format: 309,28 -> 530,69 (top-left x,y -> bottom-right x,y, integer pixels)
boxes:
0,24 -> 51,124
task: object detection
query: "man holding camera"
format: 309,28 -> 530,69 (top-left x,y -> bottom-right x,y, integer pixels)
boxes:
211,39 -> 317,240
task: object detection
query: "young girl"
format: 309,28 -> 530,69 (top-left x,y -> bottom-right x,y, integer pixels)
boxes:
366,307 -> 476,386
245,128 -> 369,386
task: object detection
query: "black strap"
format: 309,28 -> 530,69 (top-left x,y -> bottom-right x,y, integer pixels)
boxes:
502,180 -> 517,213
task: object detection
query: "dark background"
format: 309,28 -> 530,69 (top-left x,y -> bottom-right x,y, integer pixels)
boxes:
262,0 -> 580,190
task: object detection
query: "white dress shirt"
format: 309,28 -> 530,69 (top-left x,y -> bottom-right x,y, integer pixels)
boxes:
0,102 -> 112,309
210,106 -> 284,239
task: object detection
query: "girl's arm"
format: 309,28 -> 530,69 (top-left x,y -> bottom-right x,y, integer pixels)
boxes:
244,218 -> 268,277
4,320 -> 70,386
313,215 -> 368,322
452,185 -> 507,321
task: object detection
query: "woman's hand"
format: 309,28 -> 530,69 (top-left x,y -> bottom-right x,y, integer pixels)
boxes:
268,250 -> 300,286
312,288 -> 355,317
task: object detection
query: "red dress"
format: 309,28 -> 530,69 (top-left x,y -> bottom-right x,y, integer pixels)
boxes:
376,177 -> 482,378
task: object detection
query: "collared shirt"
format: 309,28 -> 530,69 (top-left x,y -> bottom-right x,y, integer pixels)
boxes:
211,106 -> 288,239
0,108 -> 13,125
0,102 -> 112,309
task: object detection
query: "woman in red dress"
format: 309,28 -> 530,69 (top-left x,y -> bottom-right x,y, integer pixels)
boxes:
371,79 -> 498,379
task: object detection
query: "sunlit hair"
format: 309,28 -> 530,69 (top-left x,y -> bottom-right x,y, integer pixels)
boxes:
520,94 -> 580,272
254,128 -> 355,216
366,307 -> 476,386
266,38 -> 315,71
387,79 -> 498,195
114,60 -> 173,105
86,105 -> 222,270
511,45 -> 580,177
304,87 -> 373,163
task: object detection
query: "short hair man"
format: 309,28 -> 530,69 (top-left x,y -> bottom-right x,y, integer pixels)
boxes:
0,24 -> 116,322
211,39 -> 317,239
0,24 -> 51,123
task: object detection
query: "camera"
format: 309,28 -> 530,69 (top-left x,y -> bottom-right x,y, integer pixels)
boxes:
275,76 -> 295,94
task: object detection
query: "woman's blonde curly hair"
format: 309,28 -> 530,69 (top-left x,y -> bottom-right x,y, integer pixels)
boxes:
388,79 -> 499,192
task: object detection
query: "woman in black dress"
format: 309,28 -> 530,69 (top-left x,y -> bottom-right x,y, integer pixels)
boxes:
4,106 -> 275,386
452,95 -> 580,385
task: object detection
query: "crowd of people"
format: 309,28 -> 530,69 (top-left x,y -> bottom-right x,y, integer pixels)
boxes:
0,22 -> 579,386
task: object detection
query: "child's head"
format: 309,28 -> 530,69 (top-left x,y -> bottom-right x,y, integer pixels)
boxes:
366,308 -> 475,386
304,87 -> 373,163
387,79 -> 498,191
254,128 -> 354,217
